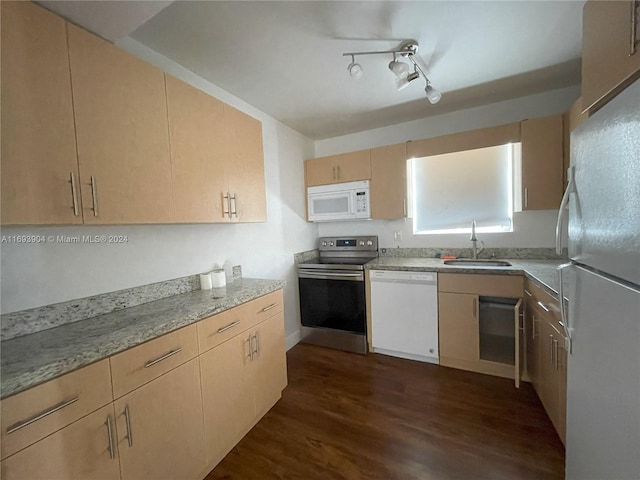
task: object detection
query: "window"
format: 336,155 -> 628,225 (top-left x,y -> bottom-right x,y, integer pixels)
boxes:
411,143 -> 519,234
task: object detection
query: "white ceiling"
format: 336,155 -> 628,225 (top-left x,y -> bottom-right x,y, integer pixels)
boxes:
40,1 -> 585,140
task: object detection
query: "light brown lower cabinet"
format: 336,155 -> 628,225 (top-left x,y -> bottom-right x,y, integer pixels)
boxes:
438,273 -> 524,385
524,279 -> 567,445
1,290 -> 287,480
200,310 -> 287,469
114,358 -> 206,480
1,404 -> 121,480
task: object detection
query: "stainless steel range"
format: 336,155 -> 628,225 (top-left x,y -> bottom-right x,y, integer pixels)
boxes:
297,236 -> 378,354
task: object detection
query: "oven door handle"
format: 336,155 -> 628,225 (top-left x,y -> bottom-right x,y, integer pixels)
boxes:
298,271 -> 364,281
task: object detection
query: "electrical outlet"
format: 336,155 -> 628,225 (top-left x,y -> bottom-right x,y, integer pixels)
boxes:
393,231 -> 402,242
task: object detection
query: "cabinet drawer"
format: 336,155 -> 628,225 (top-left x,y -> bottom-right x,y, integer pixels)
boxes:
248,290 -> 284,326
439,273 -> 523,297
110,324 -> 198,398
525,278 -> 561,324
1,359 -> 112,460
197,303 -> 250,354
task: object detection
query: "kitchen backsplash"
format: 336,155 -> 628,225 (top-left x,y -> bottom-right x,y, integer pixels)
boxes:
379,247 -> 568,259
1,265 -> 243,341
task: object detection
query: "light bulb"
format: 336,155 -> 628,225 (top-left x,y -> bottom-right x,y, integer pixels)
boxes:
347,55 -> 363,79
388,60 -> 410,79
348,61 -> 363,79
425,84 -> 442,104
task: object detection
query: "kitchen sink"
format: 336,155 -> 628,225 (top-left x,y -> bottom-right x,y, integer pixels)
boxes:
443,259 -> 512,267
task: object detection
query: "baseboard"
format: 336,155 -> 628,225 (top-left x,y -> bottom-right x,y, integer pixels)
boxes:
286,329 -> 301,351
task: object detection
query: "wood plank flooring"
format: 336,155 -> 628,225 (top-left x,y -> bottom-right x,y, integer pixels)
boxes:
206,344 -> 565,480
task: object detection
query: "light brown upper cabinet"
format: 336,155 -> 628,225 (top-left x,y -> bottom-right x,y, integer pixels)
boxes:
520,115 -> 564,211
406,123 -> 521,159
305,149 -> 371,187
223,105 -> 267,223
67,24 -> 175,224
370,143 -> 407,220
582,0 -> 640,114
0,2 -> 82,225
166,76 -> 266,223
166,75 -> 228,223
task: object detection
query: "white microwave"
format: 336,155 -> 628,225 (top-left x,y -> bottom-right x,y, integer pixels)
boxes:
307,180 -> 371,222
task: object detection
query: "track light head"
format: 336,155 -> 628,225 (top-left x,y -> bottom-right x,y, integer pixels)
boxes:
396,71 -> 420,91
347,55 -> 363,79
425,84 -> 442,104
388,59 -> 410,79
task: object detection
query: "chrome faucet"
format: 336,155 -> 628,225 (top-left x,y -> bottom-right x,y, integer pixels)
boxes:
470,220 -> 484,259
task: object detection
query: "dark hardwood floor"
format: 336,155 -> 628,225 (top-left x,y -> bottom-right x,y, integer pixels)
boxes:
207,343 -> 565,480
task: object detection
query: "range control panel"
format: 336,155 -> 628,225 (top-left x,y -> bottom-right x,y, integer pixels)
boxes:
318,236 -> 378,252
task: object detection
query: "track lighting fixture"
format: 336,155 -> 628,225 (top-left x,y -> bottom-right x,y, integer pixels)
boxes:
343,40 -> 441,103
347,55 -> 363,79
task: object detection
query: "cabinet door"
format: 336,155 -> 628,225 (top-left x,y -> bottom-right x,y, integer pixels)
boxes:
68,24 -> 175,224
305,156 -> 336,187
165,75 -> 227,223
525,297 -> 541,394
514,299 -> 524,388
538,320 -> 558,428
582,0 -> 640,113
334,149 -> 371,183
200,331 -> 255,467
224,105 -> 266,222
252,312 -> 288,417
1,2 -> 82,225
1,405 -> 120,480
438,292 -> 479,364
114,359 -> 206,480
370,144 -> 407,220
557,342 -> 567,445
520,115 -> 564,211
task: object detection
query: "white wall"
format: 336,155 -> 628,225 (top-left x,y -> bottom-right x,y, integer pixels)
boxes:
0,38 -> 318,344
315,85 -> 580,249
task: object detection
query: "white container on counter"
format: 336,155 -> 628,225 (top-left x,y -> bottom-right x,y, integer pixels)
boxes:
211,269 -> 226,288
199,273 -> 213,290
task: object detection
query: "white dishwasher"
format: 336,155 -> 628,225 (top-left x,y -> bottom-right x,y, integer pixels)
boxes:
370,270 -> 439,364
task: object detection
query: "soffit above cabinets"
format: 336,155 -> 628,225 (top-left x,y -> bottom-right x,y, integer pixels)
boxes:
38,1 -> 585,140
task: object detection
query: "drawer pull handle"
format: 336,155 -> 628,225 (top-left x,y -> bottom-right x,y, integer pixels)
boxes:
260,303 -> 277,313
69,172 -> 79,216
252,332 -> 260,357
216,320 -> 240,334
106,415 -> 115,459
537,301 -> 550,313
631,0 -> 638,56
144,347 -> 182,368
90,176 -> 99,217
6,397 -> 80,434
124,405 -> 133,447
246,335 -> 254,361
524,289 -> 532,297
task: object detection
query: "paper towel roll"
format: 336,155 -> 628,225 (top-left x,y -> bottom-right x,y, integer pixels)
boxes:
211,269 -> 226,288
199,273 -> 213,290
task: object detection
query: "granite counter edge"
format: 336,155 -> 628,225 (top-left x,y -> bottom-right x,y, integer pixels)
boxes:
1,279 -> 286,399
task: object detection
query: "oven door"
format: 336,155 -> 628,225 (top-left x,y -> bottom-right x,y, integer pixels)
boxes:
298,271 -> 366,334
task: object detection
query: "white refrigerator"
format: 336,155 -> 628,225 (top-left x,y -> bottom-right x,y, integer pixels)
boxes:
557,78 -> 640,480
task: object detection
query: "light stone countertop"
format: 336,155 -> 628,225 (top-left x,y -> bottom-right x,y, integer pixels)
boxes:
365,258 -> 566,296
1,278 -> 285,399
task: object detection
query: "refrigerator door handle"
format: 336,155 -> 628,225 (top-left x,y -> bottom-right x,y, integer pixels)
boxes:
557,262 -> 573,354
555,166 -> 575,256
